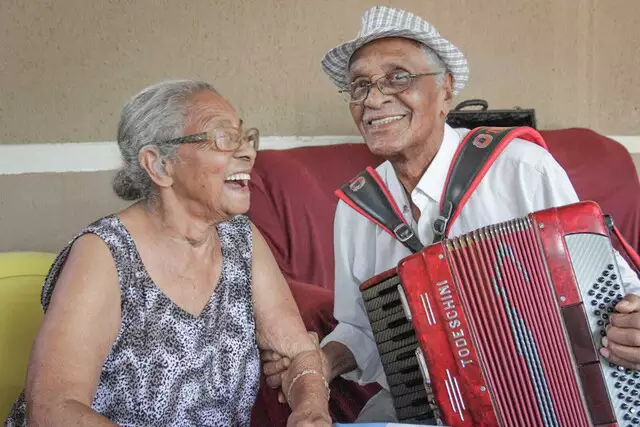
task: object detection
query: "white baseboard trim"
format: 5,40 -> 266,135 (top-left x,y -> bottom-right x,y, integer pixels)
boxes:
0,136 -> 365,175
0,134 -> 637,175
611,136 -> 640,154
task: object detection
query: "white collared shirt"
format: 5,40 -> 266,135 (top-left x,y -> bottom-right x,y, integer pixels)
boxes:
321,123 -> 640,389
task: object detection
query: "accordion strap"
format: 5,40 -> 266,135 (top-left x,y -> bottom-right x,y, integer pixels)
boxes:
607,217 -> 640,273
335,166 -> 424,253
432,126 -> 547,242
335,126 -> 547,251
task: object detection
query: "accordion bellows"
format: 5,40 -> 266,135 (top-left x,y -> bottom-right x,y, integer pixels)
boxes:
361,201 -> 639,426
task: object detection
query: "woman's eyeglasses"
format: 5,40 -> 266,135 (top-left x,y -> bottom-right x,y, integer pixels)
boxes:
163,120 -> 259,151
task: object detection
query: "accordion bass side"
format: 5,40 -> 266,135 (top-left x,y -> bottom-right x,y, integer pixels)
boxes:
361,201 -> 638,426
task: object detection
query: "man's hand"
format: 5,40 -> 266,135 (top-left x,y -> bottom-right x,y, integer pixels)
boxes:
262,332 -> 331,403
286,401 -> 332,427
261,348 -> 289,403
601,294 -> 640,370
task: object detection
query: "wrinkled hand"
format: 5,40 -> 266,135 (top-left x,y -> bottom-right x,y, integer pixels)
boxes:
286,402 -> 332,427
261,332 -> 329,403
601,294 -> 640,370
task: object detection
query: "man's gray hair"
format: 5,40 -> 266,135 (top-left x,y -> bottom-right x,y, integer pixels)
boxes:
112,79 -> 216,201
420,43 -> 447,88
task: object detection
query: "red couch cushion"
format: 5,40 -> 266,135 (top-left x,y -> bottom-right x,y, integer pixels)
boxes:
541,128 -> 640,259
248,144 -> 381,290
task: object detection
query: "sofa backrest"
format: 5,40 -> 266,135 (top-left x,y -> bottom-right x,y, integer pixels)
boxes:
248,128 -> 640,290
248,144 -> 381,289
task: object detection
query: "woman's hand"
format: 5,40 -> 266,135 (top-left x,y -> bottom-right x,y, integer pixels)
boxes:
286,401 -> 332,427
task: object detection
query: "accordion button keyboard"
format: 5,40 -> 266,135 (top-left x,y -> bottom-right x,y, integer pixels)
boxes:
565,232 -> 640,426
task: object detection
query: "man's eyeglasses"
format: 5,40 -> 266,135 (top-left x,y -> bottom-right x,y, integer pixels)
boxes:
339,71 -> 444,104
163,120 -> 259,151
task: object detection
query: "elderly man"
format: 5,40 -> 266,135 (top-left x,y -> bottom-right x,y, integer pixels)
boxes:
264,5 -> 640,423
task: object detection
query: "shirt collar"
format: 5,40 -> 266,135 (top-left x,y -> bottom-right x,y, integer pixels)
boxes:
381,123 -> 463,221
412,123 -> 461,203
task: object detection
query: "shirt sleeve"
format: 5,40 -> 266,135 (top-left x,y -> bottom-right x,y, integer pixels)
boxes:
530,153 -> 640,296
320,202 -> 388,388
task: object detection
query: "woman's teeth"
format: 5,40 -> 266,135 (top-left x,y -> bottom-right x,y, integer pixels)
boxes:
369,115 -> 404,126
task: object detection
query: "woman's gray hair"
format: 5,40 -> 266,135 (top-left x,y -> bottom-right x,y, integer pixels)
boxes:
420,43 -> 447,88
112,79 -> 216,201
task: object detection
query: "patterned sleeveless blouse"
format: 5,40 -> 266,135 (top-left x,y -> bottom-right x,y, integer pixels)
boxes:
5,214 -> 261,427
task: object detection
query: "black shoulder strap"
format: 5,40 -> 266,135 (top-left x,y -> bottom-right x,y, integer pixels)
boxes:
432,126 -> 547,242
336,166 -> 424,253
335,126 -> 548,250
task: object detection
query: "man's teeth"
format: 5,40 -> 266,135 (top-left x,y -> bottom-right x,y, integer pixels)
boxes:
225,173 -> 251,182
369,115 -> 404,126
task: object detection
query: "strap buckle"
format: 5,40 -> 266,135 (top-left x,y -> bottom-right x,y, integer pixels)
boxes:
603,214 -> 614,232
393,223 -> 415,243
433,201 -> 454,237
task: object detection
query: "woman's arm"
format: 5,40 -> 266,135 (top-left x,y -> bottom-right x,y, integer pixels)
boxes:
24,234 -> 122,426
250,224 -> 331,424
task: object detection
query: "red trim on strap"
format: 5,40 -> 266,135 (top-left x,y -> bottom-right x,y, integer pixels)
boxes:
334,189 -> 396,239
612,225 -> 640,272
440,133 -> 468,211
365,166 -> 408,224
443,126 -> 548,236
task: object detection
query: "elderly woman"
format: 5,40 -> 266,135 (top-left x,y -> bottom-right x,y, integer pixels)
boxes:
5,80 -> 331,427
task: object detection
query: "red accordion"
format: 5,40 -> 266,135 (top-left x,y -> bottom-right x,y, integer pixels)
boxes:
361,201 -> 639,426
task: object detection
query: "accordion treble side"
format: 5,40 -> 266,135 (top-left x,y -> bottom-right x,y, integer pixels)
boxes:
361,201 -> 638,426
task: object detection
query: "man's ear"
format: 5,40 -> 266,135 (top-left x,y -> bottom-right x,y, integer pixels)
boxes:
139,146 -> 174,189
440,72 -> 455,117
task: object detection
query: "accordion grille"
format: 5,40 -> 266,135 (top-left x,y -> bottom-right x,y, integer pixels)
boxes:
445,217 -> 589,426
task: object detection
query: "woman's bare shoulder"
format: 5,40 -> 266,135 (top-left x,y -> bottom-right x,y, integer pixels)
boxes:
48,232 -> 120,311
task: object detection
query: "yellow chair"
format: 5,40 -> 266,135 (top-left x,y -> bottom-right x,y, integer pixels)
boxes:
0,251 -> 56,420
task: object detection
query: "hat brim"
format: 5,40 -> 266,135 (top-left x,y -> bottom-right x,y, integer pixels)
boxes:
321,28 -> 469,96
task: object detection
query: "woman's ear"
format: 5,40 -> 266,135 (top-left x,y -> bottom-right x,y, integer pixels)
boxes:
139,146 -> 174,189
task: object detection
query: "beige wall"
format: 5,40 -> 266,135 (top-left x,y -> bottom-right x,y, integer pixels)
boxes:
0,171 -> 128,252
1,0 -> 639,146
1,1 -> 639,253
